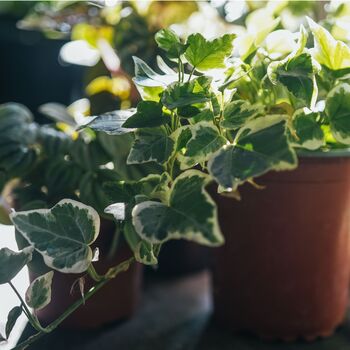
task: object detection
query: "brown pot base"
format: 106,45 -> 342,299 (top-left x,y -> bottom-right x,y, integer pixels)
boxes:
212,156 -> 350,341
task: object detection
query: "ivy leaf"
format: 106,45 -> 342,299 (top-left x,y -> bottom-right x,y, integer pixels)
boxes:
0,247 -> 33,284
10,199 -> 100,274
132,170 -> 224,246
155,29 -> 186,59
122,101 -> 168,128
184,33 -> 236,71
133,57 -> 179,102
161,76 -> 212,110
267,25 -> 319,107
221,100 -> 263,129
290,108 -> 324,150
325,83 -> 350,144
127,128 -> 175,165
5,306 -> 22,339
179,122 -> 226,169
307,17 -> 350,71
268,53 -> 319,107
208,115 -> 297,190
25,271 -> 54,310
78,109 -> 135,135
124,220 -> 157,265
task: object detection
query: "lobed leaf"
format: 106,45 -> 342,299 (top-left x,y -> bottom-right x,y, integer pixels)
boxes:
208,115 -> 297,190
178,122 -> 226,169
155,29 -> 186,59
221,100 -> 264,130
325,83 -> 350,144
10,199 -> 100,274
0,247 -> 33,285
161,76 -> 212,110
290,108 -> 324,150
124,220 -> 157,265
132,170 -> 224,246
127,128 -> 175,165
122,101 -> 168,128
307,17 -> 350,71
184,33 -> 236,71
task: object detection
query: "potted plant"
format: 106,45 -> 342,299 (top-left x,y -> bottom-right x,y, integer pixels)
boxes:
22,0 -> 214,276
3,16 -> 350,349
71,20 -> 350,340
0,102 -> 145,335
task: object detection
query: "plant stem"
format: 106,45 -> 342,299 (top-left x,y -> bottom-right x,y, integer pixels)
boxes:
87,264 -> 104,282
8,282 -> 45,333
13,258 -> 134,350
188,67 -> 195,81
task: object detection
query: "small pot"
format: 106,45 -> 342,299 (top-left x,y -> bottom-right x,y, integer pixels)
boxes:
29,220 -> 142,330
212,155 -> 350,341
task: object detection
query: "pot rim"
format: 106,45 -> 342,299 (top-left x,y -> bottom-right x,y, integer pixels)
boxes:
297,148 -> 350,158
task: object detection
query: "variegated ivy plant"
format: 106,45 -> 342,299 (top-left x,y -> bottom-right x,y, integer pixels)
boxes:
4,18 -> 350,349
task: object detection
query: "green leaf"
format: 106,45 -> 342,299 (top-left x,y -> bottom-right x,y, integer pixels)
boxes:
122,101 -> 168,128
325,83 -> 350,144
132,170 -> 224,246
221,100 -> 263,129
25,271 -> 54,310
0,103 -> 38,175
268,53 -> 319,107
38,126 -> 72,157
79,109 -> 135,135
10,199 -> 100,273
155,29 -> 186,59
179,122 -> 226,169
161,76 -> 212,110
124,221 -> 157,265
5,306 -> 22,339
127,128 -> 175,165
208,115 -> 297,190
192,109 -> 214,123
184,33 -> 235,71
0,247 -> 33,284
133,56 -> 178,88
307,17 -> 350,71
290,108 -> 324,150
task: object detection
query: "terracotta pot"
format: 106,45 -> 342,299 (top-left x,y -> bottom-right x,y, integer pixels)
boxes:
212,156 -> 350,341
30,220 -> 142,330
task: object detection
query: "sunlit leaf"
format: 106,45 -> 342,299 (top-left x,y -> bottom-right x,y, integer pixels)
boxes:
127,128 -> 175,165
132,170 -> 224,246
184,33 -> 236,71
122,101 -> 168,128
208,115 -> 297,190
